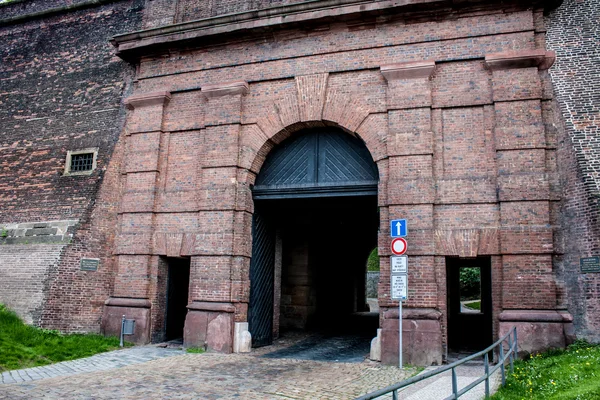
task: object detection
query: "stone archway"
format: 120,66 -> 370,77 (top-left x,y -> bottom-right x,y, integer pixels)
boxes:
248,126 -> 380,348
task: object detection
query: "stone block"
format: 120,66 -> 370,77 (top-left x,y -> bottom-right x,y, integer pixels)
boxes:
102,298 -> 152,345
184,304 -> 234,353
381,310 -> 443,366
370,328 -> 382,361
499,310 -> 568,356
233,322 -> 252,353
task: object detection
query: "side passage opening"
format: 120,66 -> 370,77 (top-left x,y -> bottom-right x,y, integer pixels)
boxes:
165,257 -> 191,341
446,257 -> 493,355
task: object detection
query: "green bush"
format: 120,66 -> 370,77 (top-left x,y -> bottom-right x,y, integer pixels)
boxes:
367,247 -> 379,271
459,267 -> 480,300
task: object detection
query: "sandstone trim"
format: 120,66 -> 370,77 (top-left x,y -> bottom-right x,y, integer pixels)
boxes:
124,91 -> 172,110
188,301 -> 236,313
201,81 -> 249,99
104,297 -> 152,308
499,310 -> 572,322
485,50 -> 556,71
380,60 -> 436,81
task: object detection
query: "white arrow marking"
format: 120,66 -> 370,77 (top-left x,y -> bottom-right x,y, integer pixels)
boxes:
395,221 -> 402,236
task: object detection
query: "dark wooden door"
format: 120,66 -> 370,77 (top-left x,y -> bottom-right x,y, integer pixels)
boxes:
248,210 -> 275,347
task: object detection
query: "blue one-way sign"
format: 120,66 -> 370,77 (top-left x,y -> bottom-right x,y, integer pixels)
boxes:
390,219 -> 407,238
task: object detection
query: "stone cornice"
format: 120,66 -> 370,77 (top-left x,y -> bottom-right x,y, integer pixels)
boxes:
485,49 -> 556,71
111,0 -> 450,59
380,60 -> 436,81
124,91 -> 171,110
201,81 -> 249,99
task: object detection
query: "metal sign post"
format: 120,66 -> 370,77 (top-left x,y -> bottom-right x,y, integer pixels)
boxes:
399,300 -> 402,369
390,219 -> 408,369
390,255 -> 408,369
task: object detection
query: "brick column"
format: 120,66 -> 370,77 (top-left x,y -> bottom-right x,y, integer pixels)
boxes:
102,91 -> 171,344
183,81 -> 251,353
379,61 -> 442,366
485,50 -> 572,354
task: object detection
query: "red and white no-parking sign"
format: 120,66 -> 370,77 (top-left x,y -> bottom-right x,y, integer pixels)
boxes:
391,237 -> 407,255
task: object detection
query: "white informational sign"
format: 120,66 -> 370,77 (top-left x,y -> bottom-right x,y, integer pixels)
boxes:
391,274 -> 408,301
391,256 -> 408,274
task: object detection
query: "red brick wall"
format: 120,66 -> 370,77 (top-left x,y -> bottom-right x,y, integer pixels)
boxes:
0,0 -> 144,331
3,0 -> 580,359
106,2 -> 570,357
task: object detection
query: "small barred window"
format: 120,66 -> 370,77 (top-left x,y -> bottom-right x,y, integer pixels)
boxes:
64,148 -> 98,176
70,153 -> 94,172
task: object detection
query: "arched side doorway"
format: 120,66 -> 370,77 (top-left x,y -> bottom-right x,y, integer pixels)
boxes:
248,128 -> 379,348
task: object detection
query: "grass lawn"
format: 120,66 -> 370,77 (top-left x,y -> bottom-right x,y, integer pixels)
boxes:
0,304 -> 127,372
492,340 -> 600,399
464,301 -> 481,311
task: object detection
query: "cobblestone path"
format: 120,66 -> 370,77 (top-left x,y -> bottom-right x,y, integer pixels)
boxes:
0,347 -> 185,385
0,352 -> 413,399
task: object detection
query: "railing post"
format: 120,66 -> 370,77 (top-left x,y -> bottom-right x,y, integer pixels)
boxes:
508,330 -> 514,374
392,389 -> 398,400
120,315 -> 125,347
499,339 -> 506,386
452,367 -> 458,399
484,352 -> 490,398
514,327 -> 518,358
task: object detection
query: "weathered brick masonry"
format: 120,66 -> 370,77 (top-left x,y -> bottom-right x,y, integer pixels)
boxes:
545,0 -> 600,342
0,0 -> 144,330
98,0 -> 585,365
1,0 -> 597,367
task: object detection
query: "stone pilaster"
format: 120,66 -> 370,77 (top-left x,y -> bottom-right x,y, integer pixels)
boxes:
183,81 -> 250,353
102,91 -> 171,344
379,60 -> 442,366
485,50 -> 570,354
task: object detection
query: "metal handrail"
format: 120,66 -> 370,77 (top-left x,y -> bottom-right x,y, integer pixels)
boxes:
356,327 -> 518,400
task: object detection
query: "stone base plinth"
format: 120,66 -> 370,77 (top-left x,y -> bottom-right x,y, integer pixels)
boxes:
499,310 -> 574,356
102,297 -> 152,344
183,301 -> 235,353
381,307 -> 443,366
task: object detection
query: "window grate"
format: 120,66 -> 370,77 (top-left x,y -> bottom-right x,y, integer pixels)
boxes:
70,153 -> 95,172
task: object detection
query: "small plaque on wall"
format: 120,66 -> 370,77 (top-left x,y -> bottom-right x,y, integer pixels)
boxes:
580,257 -> 600,274
80,258 -> 99,271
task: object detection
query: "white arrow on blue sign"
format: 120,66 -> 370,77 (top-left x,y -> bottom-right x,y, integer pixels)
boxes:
390,219 -> 407,238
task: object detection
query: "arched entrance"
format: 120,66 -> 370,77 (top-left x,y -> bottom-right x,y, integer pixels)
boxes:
248,128 -> 379,350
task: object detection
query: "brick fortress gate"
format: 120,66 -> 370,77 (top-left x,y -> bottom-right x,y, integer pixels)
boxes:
101,0 -> 574,365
